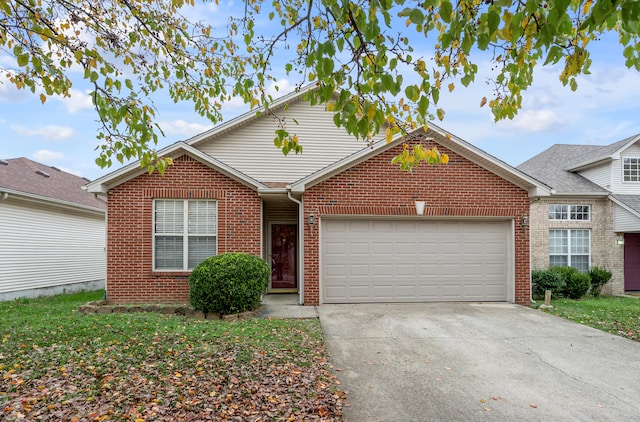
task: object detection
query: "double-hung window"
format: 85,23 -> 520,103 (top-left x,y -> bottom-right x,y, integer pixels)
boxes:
548,204 -> 590,221
623,158 -> 640,182
154,199 -> 217,270
549,229 -> 590,272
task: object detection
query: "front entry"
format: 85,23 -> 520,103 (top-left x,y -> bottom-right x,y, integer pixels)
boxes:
624,233 -> 640,291
270,223 -> 297,289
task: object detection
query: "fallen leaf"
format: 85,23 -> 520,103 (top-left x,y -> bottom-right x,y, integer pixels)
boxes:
530,403 -> 538,408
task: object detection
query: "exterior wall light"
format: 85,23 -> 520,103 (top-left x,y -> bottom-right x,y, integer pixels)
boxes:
308,214 -> 315,225
521,214 -> 529,228
415,201 -> 426,215
616,233 -> 625,245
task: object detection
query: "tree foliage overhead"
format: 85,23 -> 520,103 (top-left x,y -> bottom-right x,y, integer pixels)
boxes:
2,0 -> 639,172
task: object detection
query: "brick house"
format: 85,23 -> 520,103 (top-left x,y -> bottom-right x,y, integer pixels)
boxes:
86,88 -> 549,306
518,135 -> 640,295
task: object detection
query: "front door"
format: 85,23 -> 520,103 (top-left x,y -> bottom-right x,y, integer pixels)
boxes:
624,233 -> 640,291
270,224 -> 297,289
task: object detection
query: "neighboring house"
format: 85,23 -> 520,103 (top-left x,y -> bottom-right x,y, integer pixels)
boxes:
86,88 -> 550,306
0,158 -> 106,301
518,135 -> 640,295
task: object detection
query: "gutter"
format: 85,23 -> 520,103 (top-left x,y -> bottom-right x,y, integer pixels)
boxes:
287,188 -> 305,306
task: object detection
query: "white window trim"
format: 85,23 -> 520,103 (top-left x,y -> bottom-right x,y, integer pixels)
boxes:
549,229 -> 591,271
153,199 -> 218,271
622,157 -> 640,183
548,204 -> 591,222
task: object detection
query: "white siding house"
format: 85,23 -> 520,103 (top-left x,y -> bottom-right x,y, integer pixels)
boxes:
0,158 -> 106,300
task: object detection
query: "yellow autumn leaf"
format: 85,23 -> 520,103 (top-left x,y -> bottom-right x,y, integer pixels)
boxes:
480,96 -> 487,107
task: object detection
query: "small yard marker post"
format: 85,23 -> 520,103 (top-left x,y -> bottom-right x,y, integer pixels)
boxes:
539,290 -> 554,310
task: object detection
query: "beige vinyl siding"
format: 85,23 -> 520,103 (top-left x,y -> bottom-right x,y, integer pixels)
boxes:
198,101 -> 367,183
613,143 -> 640,194
0,198 -> 105,297
613,203 -> 640,232
579,163 -> 611,190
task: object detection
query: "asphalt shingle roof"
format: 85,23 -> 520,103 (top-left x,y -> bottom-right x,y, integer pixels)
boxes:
612,194 -> 640,215
0,157 -> 106,210
517,144 -> 609,194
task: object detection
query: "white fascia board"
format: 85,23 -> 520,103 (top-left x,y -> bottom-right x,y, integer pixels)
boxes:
548,192 -> 610,199
566,157 -> 613,172
290,124 -> 551,197
425,122 -> 552,196
610,196 -> 640,219
85,142 -> 267,193
289,134 -> 406,193
0,188 -> 106,215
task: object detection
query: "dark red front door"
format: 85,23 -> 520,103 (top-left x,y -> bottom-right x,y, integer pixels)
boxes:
271,224 -> 297,289
625,233 -> 640,291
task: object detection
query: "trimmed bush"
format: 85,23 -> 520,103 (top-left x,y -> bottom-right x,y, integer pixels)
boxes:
189,252 -> 270,315
589,266 -> 612,297
532,269 -> 565,300
565,271 -> 591,299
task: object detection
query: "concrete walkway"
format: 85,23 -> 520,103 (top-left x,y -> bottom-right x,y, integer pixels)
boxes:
318,302 -> 640,421
254,294 -> 318,319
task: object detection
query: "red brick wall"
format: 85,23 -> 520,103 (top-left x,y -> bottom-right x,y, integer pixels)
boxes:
303,133 -> 531,305
106,155 -> 262,303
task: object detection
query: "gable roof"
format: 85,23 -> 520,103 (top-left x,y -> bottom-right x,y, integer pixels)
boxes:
289,122 -> 551,197
0,157 -> 106,211
85,142 -> 267,194
517,144 -> 610,195
565,134 -> 640,172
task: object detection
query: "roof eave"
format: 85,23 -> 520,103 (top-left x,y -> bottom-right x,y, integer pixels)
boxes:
85,142 -> 267,193
0,187 -> 106,215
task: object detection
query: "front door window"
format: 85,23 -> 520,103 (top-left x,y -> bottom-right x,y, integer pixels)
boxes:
271,224 -> 297,289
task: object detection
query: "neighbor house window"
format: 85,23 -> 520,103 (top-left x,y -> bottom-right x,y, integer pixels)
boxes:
548,204 -> 590,221
549,229 -> 590,272
623,158 -> 640,182
154,199 -> 217,270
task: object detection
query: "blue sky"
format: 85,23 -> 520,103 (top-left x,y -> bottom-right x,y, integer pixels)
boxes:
1,2 -> 640,180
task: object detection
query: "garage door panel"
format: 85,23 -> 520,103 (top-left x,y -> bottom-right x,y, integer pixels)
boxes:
322,219 -> 510,303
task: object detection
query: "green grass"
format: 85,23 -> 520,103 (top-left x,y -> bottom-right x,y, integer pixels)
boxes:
544,296 -> 640,341
0,291 -> 344,421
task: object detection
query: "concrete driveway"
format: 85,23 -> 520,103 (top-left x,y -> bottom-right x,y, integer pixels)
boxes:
318,303 -> 640,421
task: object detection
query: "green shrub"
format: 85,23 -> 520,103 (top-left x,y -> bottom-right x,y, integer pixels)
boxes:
551,266 -> 578,286
564,271 -> 591,299
189,252 -> 270,315
532,269 -> 565,300
589,266 -> 612,297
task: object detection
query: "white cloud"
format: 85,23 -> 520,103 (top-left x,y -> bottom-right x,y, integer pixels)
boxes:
33,149 -> 65,161
11,124 -> 75,140
499,109 -> 567,133
55,88 -> 94,114
158,119 -> 213,137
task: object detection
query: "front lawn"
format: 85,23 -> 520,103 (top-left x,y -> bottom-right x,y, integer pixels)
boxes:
544,296 -> 640,342
0,291 -> 344,421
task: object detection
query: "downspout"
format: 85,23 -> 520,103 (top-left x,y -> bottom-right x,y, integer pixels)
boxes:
287,189 -> 304,306
94,193 -> 108,301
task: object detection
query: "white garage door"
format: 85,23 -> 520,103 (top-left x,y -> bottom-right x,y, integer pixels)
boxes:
321,219 -> 511,303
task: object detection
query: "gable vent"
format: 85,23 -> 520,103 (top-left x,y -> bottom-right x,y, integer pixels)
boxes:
35,170 -> 50,178
0,159 -> 7,166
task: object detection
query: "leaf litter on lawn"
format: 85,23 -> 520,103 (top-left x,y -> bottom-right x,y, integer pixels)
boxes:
0,292 -> 346,421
